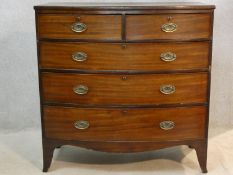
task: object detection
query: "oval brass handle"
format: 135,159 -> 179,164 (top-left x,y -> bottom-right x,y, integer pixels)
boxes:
72,52 -> 87,62
160,52 -> 176,62
74,120 -> 89,130
161,23 -> 177,33
160,85 -> 176,95
160,121 -> 175,130
73,85 -> 88,95
71,22 -> 87,33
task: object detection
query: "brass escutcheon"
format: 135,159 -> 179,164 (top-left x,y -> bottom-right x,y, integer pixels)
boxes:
122,44 -> 127,49
121,76 -> 128,80
167,16 -> 173,21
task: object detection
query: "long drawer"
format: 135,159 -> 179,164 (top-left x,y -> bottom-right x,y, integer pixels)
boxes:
42,73 -> 208,105
40,42 -> 209,71
44,106 -> 206,141
37,14 -> 122,40
126,14 -> 211,40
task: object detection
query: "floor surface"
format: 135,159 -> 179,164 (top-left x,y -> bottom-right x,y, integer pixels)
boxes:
0,126 -> 233,175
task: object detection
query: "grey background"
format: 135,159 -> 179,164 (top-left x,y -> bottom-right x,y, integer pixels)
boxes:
0,0 -> 232,132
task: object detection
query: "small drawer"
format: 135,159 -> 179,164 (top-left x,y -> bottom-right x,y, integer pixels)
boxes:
43,106 -> 206,141
40,42 -> 209,71
37,14 -> 122,40
126,14 -> 211,40
42,73 -> 208,105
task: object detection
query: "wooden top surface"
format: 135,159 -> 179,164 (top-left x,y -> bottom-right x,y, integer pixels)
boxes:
34,2 -> 215,10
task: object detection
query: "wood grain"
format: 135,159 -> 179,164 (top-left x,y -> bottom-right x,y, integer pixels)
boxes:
126,14 -> 211,40
38,14 -> 122,40
34,2 -> 215,11
40,42 -> 209,71
42,73 -> 208,105
35,4 -> 215,172
44,106 -> 206,141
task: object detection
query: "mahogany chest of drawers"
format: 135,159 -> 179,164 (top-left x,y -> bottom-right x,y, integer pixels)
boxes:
34,2 -> 215,173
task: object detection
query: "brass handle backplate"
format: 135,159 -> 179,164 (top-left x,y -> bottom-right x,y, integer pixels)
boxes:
161,23 -> 177,33
160,121 -> 175,130
73,85 -> 88,95
72,52 -> 87,62
160,52 -> 176,62
160,85 -> 176,95
74,120 -> 89,130
71,22 -> 87,33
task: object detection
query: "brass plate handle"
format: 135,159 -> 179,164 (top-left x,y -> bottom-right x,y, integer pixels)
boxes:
73,85 -> 88,95
160,85 -> 176,95
160,121 -> 175,130
72,52 -> 87,62
160,52 -> 176,62
71,22 -> 87,33
161,23 -> 177,33
74,120 -> 89,130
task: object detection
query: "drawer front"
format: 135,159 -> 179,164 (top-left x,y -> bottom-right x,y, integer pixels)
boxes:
37,15 -> 122,40
42,73 -> 208,105
126,14 -> 211,40
40,42 -> 209,71
44,106 -> 206,141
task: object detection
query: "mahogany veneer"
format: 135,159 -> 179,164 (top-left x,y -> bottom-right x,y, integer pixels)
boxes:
34,2 -> 215,173
44,106 -> 206,141
38,14 -> 122,40
40,42 -> 210,71
42,73 -> 208,105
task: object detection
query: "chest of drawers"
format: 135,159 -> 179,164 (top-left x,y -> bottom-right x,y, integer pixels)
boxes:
34,2 -> 215,173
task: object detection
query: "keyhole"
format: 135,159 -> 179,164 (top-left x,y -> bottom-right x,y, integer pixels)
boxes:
122,44 -> 127,49
76,16 -> 81,21
167,16 -> 173,21
122,110 -> 128,115
122,76 -> 127,80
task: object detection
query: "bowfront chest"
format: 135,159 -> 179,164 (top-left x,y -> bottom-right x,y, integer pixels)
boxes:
34,2 -> 215,173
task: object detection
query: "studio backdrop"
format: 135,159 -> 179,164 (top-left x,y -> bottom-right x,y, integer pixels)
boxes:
0,0 -> 232,131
